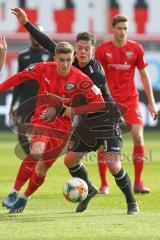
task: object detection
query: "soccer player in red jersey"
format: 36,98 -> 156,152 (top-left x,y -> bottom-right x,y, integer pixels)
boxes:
0,34 -> 7,72
1,42 -> 105,213
96,15 -> 158,194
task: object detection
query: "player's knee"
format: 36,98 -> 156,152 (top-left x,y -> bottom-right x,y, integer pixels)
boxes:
31,143 -> 45,160
133,134 -> 144,145
107,157 -> 121,175
64,155 -> 73,168
35,162 -> 47,177
64,153 -> 81,168
109,165 -> 121,175
31,149 -> 42,160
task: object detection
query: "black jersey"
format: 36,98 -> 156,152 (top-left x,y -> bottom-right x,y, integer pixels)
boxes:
73,57 -> 112,103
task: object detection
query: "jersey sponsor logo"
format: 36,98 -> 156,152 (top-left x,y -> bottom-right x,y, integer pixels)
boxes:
108,63 -> 131,70
65,82 -> 77,92
79,81 -> 92,90
126,51 -> 134,59
27,64 -> 36,72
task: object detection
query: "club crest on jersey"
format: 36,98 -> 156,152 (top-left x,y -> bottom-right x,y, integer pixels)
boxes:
126,51 -> 133,59
28,64 -> 36,72
65,82 -> 77,92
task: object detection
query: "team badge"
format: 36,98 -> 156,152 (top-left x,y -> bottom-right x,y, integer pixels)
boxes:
27,64 -> 36,72
65,82 -> 77,92
126,51 -> 133,59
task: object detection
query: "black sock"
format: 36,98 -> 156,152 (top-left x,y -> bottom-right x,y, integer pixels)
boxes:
69,163 -> 93,192
113,168 -> 136,204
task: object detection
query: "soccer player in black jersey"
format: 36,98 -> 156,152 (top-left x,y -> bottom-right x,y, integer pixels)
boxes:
5,7 -> 139,215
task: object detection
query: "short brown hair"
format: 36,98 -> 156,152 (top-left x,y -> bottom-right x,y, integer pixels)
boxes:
55,42 -> 74,54
112,15 -> 128,27
76,32 -> 96,46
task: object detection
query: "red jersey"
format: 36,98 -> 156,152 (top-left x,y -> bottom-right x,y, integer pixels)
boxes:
96,40 -> 147,104
0,62 -> 104,133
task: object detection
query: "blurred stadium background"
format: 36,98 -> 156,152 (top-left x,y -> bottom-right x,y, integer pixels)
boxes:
0,0 -> 160,130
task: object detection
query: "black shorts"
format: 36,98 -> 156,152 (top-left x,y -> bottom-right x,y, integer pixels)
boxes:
68,134 -> 122,153
67,115 -> 122,153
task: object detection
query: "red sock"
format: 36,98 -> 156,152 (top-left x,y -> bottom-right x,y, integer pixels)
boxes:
24,171 -> 46,197
133,145 -> 144,184
14,155 -> 36,191
97,149 -> 108,187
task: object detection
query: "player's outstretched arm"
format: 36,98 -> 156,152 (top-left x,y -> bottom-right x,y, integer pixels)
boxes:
0,35 -> 7,72
11,7 -> 56,55
0,64 -> 41,92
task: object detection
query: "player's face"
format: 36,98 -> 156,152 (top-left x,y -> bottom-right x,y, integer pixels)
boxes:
55,52 -> 74,76
75,40 -> 95,67
112,21 -> 128,43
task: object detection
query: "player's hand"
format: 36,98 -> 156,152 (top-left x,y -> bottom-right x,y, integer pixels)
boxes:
148,102 -> 158,120
11,8 -> 28,25
0,35 -> 7,52
63,106 -> 75,119
118,118 -> 133,134
39,107 -> 57,122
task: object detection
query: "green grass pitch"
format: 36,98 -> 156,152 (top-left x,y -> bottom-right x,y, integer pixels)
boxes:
0,130 -> 160,240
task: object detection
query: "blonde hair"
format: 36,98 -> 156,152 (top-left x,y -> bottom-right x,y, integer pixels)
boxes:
55,42 -> 74,54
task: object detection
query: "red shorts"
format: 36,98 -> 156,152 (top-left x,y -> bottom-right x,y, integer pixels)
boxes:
31,124 -> 70,167
121,101 -> 143,125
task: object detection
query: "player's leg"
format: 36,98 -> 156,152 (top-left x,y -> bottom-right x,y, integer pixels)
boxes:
64,151 -> 98,212
9,136 -> 68,214
97,148 -> 109,194
107,152 -> 139,214
106,137 -> 139,214
131,124 -> 150,193
123,101 -> 150,193
2,154 -> 36,209
64,151 -> 95,192
23,137 -> 64,198
9,141 -> 47,214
